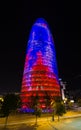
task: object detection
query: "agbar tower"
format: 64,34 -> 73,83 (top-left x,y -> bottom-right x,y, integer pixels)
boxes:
21,18 -> 61,110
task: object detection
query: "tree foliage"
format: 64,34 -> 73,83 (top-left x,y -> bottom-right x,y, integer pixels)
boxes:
1,93 -> 21,127
55,101 -> 66,121
77,99 -> 81,107
45,92 -> 51,112
51,97 -> 66,121
1,93 -> 21,117
30,94 -> 42,124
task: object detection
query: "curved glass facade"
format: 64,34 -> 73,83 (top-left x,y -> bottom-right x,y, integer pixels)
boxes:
21,18 -> 60,109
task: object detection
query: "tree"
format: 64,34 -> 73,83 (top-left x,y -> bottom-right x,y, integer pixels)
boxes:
77,99 -> 81,107
0,97 -> 4,117
45,92 -> 51,112
51,99 -> 57,121
51,97 -> 66,121
1,93 -> 21,127
55,101 -> 66,121
30,94 -> 42,125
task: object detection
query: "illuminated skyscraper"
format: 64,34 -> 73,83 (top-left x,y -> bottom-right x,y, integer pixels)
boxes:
21,18 -> 60,110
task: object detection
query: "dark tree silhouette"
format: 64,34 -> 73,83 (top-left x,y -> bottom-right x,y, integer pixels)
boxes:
55,101 -> 66,121
1,93 -> 21,127
30,94 -> 42,125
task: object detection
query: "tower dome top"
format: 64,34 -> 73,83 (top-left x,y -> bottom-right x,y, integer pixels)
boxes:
29,18 -> 50,42
35,18 -> 48,25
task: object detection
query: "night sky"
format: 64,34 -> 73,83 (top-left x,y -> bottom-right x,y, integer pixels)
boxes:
0,1 -> 81,93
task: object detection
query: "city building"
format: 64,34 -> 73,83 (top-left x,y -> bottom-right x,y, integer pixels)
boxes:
21,18 -> 61,111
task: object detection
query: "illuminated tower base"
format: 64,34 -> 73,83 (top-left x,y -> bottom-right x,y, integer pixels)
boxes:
21,18 -> 61,111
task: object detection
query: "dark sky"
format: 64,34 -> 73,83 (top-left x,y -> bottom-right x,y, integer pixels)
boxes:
0,1 -> 81,93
